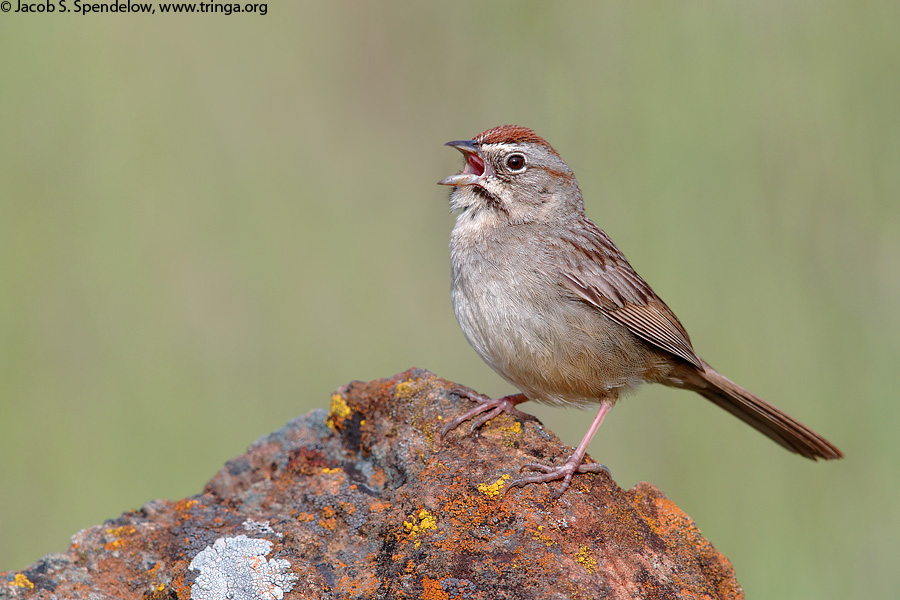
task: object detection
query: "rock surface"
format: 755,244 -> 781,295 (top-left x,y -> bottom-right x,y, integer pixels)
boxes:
1,369 -> 742,600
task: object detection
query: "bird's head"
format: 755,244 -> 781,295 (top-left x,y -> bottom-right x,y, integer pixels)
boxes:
439,125 -> 585,226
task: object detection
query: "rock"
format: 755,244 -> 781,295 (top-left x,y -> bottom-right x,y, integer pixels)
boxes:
0,369 -> 742,599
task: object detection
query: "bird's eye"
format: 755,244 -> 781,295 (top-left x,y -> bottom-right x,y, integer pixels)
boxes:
505,153 -> 526,171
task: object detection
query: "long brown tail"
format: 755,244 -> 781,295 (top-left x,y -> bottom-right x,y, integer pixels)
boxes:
681,361 -> 843,460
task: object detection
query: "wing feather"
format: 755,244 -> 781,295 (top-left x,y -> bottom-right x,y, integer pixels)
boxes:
559,221 -> 703,369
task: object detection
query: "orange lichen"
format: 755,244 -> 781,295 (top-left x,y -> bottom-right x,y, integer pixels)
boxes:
426,489 -> 519,561
335,571 -> 380,597
145,561 -> 162,586
638,490 -> 694,539
422,576 -> 450,600
370,467 -> 388,489
440,489 -> 496,527
103,525 -> 137,551
173,498 -> 201,523
169,571 -> 192,599
104,539 -> 127,551
630,484 -> 742,600
320,505 -> 338,529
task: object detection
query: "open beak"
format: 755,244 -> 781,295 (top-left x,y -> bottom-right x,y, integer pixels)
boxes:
438,139 -> 486,186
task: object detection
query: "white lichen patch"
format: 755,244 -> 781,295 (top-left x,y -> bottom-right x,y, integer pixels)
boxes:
242,519 -> 283,538
189,535 -> 297,600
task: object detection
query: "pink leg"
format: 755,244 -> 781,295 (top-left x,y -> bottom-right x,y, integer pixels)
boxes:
441,390 -> 532,438
506,401 -> 613,499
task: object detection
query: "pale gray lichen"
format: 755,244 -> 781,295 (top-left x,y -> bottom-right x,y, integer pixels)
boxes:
241,519 -> 283,538
189,535 -> 297,600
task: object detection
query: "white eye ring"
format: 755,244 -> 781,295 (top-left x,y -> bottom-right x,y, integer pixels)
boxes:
505,153 -> 527,172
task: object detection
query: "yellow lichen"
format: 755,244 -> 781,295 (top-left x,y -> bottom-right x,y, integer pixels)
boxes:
477,474 -> 511,498
12,574 -> 33,589
402,509 -> 437,549
417,509 -> 436,531
500,420 -> 522,447
501,421 -> 521,435
532,524 -> 557,547
104,525 -> 137,551
321,467 -> 343,475
574,546 -> 598,573
106,525 -> 136,537
177,499 -> 199,512
325,394 -> 352,430
395,379 -> 422,399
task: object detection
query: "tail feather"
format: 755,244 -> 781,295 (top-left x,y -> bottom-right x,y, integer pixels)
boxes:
685,362 -> 843,460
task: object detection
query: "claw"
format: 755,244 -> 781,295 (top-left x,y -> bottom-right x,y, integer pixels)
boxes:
440,390 -> 530,438
504,459 -> 610,499
442,394 -> 616,500
503,402 -> 614,499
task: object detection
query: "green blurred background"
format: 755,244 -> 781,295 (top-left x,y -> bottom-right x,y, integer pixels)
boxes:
1,2 -> 897,597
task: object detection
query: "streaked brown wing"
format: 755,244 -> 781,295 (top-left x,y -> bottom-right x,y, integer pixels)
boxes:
559,221 -> 703,369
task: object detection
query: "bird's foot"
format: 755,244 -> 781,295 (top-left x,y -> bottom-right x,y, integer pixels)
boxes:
505,455 -> 609,500
441,390 -> 532,438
